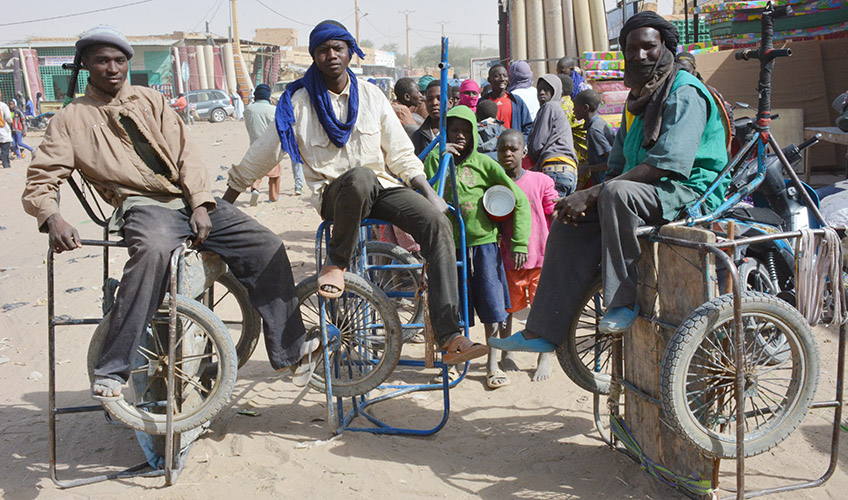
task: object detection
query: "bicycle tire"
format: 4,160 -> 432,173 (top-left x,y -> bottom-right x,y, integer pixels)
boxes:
659,291 -> 819,458
87,295 -> 238,435
355,241 -> 424,342
555,276 -> 613,395
207,271 -> 261,367
295,273 -> 402,397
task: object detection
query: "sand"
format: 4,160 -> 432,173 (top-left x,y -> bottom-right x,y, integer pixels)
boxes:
1,120 -> 846,499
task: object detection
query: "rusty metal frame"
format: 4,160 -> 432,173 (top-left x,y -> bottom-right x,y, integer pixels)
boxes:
46,227 -> 187,487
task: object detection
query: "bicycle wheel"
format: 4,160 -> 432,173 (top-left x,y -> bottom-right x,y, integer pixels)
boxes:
738,259 -> 778,294
295,273 -> 402,397
206,271 -> 261,367
737,259 -> 789,364
556,276 -> 613,395
660,291 -> 819,458
355,241 -> 424,342
87,295 -> 238,435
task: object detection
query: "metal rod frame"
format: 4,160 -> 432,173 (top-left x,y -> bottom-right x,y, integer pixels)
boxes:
311,37 -> 476,436
47,231 -> 187,487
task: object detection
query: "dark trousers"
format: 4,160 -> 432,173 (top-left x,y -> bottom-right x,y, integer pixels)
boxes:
0,142 -> 10,168
94,200 -> 306,382
320,167 -> 461,344
526,181 -> 663,345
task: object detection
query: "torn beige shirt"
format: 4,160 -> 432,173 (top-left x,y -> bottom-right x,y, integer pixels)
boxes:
21,83 -> 215,229
228,78 -> 425,210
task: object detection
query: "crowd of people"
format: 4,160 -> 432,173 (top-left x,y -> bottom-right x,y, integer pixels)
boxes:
21,11 -> 729,401
0,90 -> 37,168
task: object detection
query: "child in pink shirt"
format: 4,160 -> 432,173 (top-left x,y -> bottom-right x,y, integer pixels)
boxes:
496,129 -> 559,382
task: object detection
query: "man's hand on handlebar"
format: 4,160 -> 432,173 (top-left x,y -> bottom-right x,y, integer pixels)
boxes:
45,214 -> 82,253
409,174 -> 450,214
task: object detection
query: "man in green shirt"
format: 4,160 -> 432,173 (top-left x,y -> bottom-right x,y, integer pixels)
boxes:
491,11 -> 729,353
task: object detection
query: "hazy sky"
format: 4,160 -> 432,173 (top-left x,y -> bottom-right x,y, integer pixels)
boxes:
1,0 -> 501,53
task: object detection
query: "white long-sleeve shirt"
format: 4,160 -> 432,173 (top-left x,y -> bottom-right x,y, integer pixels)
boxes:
228,78 -> 425,209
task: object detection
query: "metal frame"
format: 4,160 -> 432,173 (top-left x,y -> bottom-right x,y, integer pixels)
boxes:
589,3 -> 844,498
47,226 -> 187,487
309,37 -> 477,435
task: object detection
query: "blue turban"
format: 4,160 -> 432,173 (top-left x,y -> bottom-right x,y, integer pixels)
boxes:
308,21 -> 366,60
275,22 -> 365,165
254,84 -> 271,101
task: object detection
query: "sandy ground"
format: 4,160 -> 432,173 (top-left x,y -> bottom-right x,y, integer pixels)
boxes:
1,120 -> 846,500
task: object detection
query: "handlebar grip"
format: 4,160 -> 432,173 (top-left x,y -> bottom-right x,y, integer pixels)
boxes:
797,134 -> 820,151
774,5 -> 794,18
735,49 -> 756,61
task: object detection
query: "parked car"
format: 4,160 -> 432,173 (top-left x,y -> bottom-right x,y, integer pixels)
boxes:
184,89 -> 235,123
270,80 -> 293,102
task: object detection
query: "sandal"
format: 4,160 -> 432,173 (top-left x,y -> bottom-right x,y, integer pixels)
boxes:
431,365 -> 460,383
486,369 -> 510,389
441,335 -> 488,365
91,377 -> 124,402
291,338 -> 321,387
317,264 -> 345,299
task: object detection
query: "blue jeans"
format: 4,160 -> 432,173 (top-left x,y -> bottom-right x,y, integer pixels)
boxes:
544,170 -> 577,198
0,142 -> 10,168
12,131 -> 34,157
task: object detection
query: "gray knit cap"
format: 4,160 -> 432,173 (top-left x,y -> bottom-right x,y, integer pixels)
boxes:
75,25 -> 134,59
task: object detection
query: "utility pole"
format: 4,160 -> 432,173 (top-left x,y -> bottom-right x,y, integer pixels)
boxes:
399,9 -> 414,67
476,33 -> 484,56
354,0 -> 361,67
436,20 -> 449,38
231,0 -> 241,51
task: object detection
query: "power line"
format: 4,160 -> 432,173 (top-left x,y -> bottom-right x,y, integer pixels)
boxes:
412,26 -> 496,37
0,0 -> 152,27
363,14 -> 393,39
253,0 -> 313,27
192,0 -> 225,33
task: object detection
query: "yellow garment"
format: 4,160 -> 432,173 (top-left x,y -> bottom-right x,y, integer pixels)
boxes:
22,83 -> 214,229
561,95 -> 587,163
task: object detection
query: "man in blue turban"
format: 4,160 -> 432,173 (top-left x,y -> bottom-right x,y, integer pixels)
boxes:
226,20 -> 488,364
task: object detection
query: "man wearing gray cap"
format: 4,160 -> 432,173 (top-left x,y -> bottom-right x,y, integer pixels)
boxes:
22,26 -> 313,401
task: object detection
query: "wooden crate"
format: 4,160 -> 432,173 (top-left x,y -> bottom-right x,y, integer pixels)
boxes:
623,225 -> 719,490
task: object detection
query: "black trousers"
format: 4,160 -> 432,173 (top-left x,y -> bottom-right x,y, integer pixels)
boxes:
94,200 -> 306,382
320,167 -> 461,344
526,181 -> 664,345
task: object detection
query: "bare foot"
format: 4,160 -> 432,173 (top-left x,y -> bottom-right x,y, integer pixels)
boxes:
500,351 -> 521,372
317,264 -> 345,298
91,377 -> 123,401
532,352 -> 554,382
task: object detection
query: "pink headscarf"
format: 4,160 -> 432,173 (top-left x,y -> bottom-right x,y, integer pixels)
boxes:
458,79 -> 480,112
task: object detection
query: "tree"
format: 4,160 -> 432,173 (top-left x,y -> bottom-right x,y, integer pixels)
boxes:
412,44 -> 499,75
380,42 -> 399,53
360,39 -> 374,48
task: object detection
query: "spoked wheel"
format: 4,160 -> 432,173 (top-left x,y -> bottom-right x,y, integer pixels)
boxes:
87,295 -> 238,435
295,273 -> 402,397
556,276 -> 613,394
205,272 -> 261,367
660,291 -> 819,458
738,259 -> 779,294
737,259 -> 789,364
353,241 -> 424,342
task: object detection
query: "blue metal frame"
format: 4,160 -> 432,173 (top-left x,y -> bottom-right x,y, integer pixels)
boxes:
311,37 -> 473,436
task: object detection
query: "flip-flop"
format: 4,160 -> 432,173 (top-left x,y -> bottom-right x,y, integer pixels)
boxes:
441,335 -> 488,365
488,331 -> 556,353
291,338 -> 321,387
431,366 -> 460,383
317,265 -> 345,299
91,377 -> 124,402
487,369 -> 510,389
